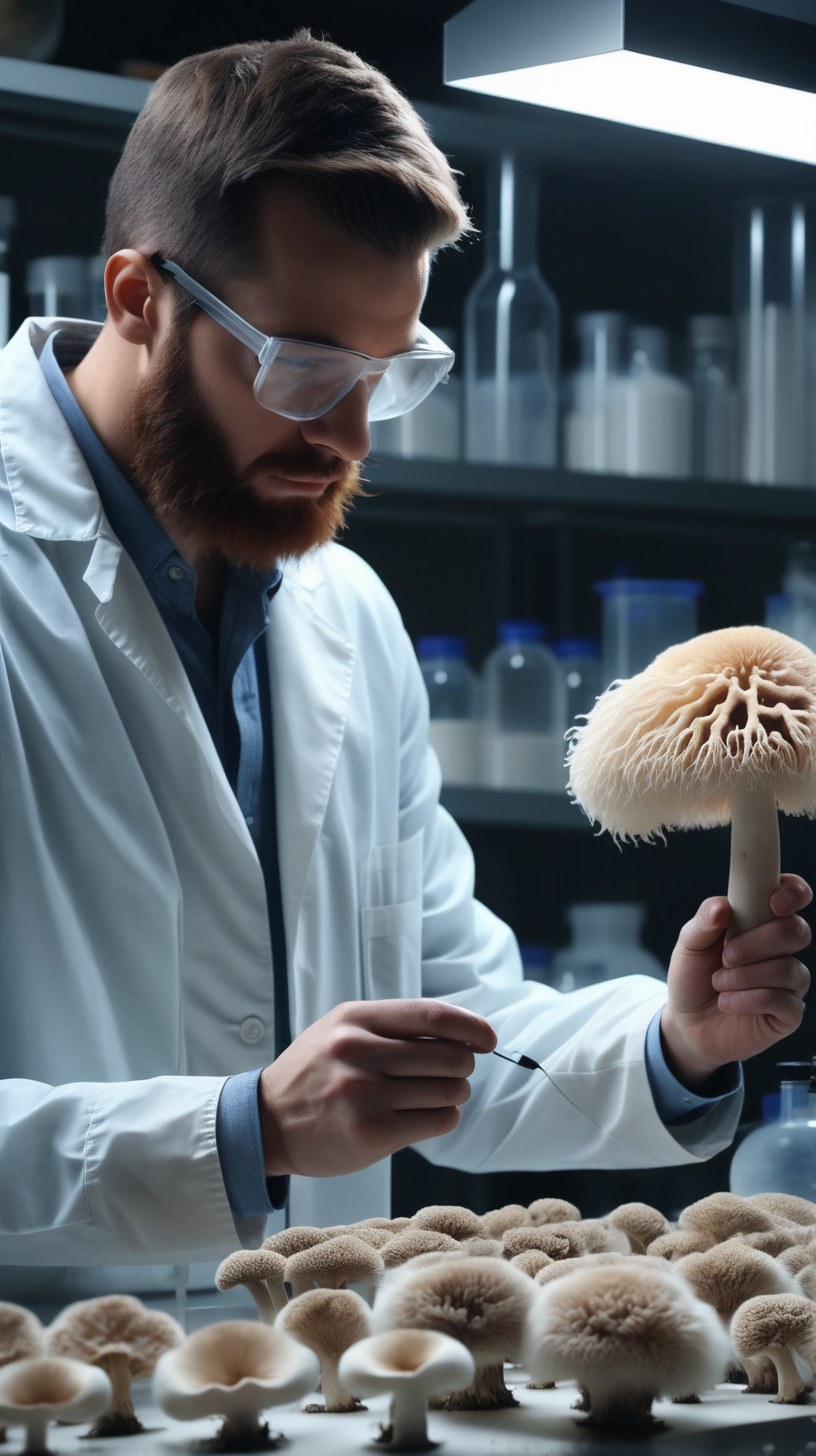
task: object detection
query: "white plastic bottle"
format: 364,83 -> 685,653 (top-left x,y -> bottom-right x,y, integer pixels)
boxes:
417,636 -> 482,785
552,637 -> 601,726
607,326 -> 692,478
482,622 -> 566,792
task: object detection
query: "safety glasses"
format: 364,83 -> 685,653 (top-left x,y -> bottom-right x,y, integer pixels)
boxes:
160,259 -> 455,423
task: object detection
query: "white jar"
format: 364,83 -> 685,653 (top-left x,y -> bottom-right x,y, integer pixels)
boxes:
482,622 -> 566,791
551,903 -> 666,993
607,326 -> 692,478
417,635 -> 482,785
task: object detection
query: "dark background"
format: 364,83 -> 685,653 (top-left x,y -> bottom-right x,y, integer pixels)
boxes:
16,1 -> 816,1218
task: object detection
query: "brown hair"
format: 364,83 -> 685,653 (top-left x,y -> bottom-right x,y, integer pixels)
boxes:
105,29 -> 471,288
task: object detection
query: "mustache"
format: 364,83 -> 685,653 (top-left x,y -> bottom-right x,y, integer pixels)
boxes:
239,448 -> 346,486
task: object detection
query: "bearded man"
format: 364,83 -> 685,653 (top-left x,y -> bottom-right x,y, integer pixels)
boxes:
0,31 -> 809,1302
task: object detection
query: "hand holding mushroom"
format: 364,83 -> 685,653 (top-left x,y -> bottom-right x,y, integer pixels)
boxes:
569,626 -> 812,1088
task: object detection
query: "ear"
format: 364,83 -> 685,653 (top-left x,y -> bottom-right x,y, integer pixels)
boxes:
104,251 -> 168,347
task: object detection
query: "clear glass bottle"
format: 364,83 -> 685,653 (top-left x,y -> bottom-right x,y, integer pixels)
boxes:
464,153 -> 560,466
417,635 -> 482,786
594,577 -> 703,686
552,637 -> 601,725
730,1060 -> 816,1200
551,903 -> 666,993
563,312 -> 626,473
370,328 -> 460,459
607,325 -> 692,478
781,541 -> 816,652
482,621 -> 566,791
735,200 -> 816,487
689,314 -> 739,481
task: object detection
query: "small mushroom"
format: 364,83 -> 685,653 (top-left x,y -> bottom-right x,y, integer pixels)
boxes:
748,1193 -> 816,1228
353,1218 -> 398,1231
459,1237 -> 503,1258
607,1203 -> 672,1254
262,1226 -> 330,1258
503,1227 -> 574,1261
736,1228 -> 812,1257
481,1205 -> 530,1238
647,1229 -> 717,1261
349,1228 -> 394,1250
277,1289 -> 370,1413
525,1261 -> 731,1430
731,1293 -> 816,1403
215,1250 -> 287,1323
47,1294 -> 183,1436
779,1242 -> 816,1275
409,1205 -> 484,1241
675,1241 -> 796,1393
511,1250 -> 554,1279
396,1251 -> 468,1272
680,1193 -> 777,1243
339,1329 -> 475,1448
284,1235 -> 384,1298
534,1252 -> 633,1287
527,1198 -> 581,1226
0,1357 -> 111,1455
381,1230 -> 461,1268
153,1320 -> 318,1450
373,1256 -> 532,1410
567,626 -> 816,934
387,1219 -> 413,1234
0,1305 -> 45,1444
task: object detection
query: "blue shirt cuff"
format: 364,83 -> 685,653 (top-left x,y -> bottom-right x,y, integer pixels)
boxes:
645,1007 -> 743,1125
215,1069 -> 289,1220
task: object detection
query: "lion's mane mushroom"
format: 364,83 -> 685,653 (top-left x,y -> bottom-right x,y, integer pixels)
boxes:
262,1227 -> 329,1258
737,1228 -> 812,1258
481,1205 -> 530,1239
527,1198 -> 581,1226
350,1228 -> 394,1250
680,1193 -> 777,1243
648,1230 -> 717,1262
503,1227 -> 574,1261
339,1329 -> 475,1449
675,1242 -> 796,1393
47,1294 -> 183,1436
373,1256 -> 531,1410
459,1238 -> 503,1259
0,1305 -> 45,1443
525,1261 -> 730,1430
796,1264 -> 816,1301
780,1242 -> 816,1275
732,1293 -> 816,1403
511,1250 -> 554,1279
749,1193 -> 816,1227
153,1320 -> 318,1451
409,1206 -> 484,1241
534,1253 -> 633,1288
216,1250 -> 287,1324
381,1230 -> 461,1269
608,1203 -> 672,1255
284,1234 -> 384,1298
277,1288 -> 370,1413
0,1357 -> 112,1455
568,626 -> 816,934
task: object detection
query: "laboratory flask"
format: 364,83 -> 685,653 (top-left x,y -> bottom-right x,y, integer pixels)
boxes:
482,622 -> 566,791
563,312 -> 626,472
594,577 -> 703,687
464,154 -> 559,466
417,635 -> 482,785
730,1061 -> 816,1200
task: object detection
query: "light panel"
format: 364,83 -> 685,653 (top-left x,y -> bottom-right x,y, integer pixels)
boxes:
448,49 -> 816,165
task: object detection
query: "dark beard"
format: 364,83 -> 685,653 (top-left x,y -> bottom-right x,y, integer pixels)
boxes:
129,313 -> 363,571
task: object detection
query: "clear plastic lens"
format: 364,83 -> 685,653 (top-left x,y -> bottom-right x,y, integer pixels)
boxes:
254,334 -> 453,422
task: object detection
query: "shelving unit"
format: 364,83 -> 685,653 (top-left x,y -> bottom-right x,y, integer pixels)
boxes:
440,785 -> 588,830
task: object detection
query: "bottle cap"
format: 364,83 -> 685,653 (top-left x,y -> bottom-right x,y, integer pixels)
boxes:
416,634 -> 467,661
498,621 -> 545,646
593,579 -> 704,599
553,637 -> 600,661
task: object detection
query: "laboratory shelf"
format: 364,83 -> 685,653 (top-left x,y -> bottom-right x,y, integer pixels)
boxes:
363,455 -> 816,526
440,785 -> 590,831
0,55 -> 149,149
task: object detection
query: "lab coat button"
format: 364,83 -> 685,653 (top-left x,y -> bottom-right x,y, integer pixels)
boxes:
240,1016 -> 265,1044
168,565 -> 184,581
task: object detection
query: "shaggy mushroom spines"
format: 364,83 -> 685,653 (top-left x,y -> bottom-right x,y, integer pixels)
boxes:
47,1294 -> 183,1437
731,1293 -> 816,1404
277,1289 -> 370,1414
284,1234 -> 384,1298
216,1250 -> 287,1323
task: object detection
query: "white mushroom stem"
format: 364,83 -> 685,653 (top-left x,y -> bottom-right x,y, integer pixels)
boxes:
766,1345 -> 809,1404
264,1280 -> 288,1317
244,1280 -> 276,1325
316,1356 -> 354,1413
388,1388 -> 429,1449
727,780 -> 780,935
20,1414 -> 48,1455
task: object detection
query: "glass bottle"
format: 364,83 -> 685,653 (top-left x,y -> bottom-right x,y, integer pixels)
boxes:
552,637 -> 601,725
464,153 -> 560,466
551,903 -> 666,993
562,312 -> 626,473
417,635 -> 482,786
370,328 -> 461,460
689,314 -> 739,481
594,577 -> 703,686
781,541 -> 816,652
482,621 -> 566,791
607,326 -> 692,478
730,1060 -> 816,1200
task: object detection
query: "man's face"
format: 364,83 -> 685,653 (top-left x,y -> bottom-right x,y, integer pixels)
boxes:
130,181 -> 429,571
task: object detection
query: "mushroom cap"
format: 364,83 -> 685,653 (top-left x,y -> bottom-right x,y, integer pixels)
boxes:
381,1230 -> 461,1267
503,1226 -> 575,1260
510,1250 -> 554,1279
409,1205 -> 484,1241
459,1237 -> 504,1259
338,1329 -> 475,1402
748,1193 -> 816,1227
736,1227 -> 812,1258
353,1218 -> 397,1231
47,1294 -> 183,1377
527,1198 -> 581,1226
647,1229 -> 716,1262
277,1289 -> 371,1361
675,1242 -> 795,1320
797,1265 -> 816,1301
680,1193 -> 776,1242
285,1234 -> 384,1289
373,1256 -> 532,1366
525,1261 -> 731,1397
567,626 -> 816,840
780,1243 -> 816,1276
215,1249 -> 287,1292
398,1251 -> 469,1272
262,1226 -> 330,1258
0,1357 -> 112,1425
731,1293 -> 816,1361
0,1303 -> 44,1365
152,1321 -> 319,1422
481,1205 -> 530,1238
607,1203 -> 672,1253
348,1227 -> 394,1250
534,1252 -> 634,1287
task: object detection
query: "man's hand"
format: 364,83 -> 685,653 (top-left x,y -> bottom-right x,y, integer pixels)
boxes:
660,875 -> 812,1090
258,999 -> 497,1179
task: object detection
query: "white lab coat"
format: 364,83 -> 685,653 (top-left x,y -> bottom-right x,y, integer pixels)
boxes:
0,319 -> 716,1289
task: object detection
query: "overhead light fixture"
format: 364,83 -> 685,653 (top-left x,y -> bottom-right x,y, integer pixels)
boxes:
444,0 -> 816,165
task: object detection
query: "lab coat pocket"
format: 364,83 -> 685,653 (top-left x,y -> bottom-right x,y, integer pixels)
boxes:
361,830 -> 423,1002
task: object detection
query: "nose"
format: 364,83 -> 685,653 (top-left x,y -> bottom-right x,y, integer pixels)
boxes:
300,378 -> 371,462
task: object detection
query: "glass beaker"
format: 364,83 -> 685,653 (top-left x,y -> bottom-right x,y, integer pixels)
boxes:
482,621 -> 566,790
689,314 -> 740,482
730,1061 -> 816,1199
606,326 -> 692,478
594,577 -> 703,686
563,312 -> 626,473
464,153 -> 560,466
417,634 -> 482,786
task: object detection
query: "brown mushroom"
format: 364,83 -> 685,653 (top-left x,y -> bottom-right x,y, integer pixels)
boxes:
675,1241 -> 796,1393
262,1226 -> 330,1258
527,1198 -> 581,1226
381,1230 -> 461,1269
534,1252 -> 634,1287
736,1227 -> 812,1257
409,1205 -> 484,1241
731,1293 -> 816,1403
348,1228 -> 394,1250
510,1250 -> 554,1279
748,1193 -> 816,1227
481,1205 -> 530,1238
679,1193 -> 777,1243
373,1257 -> 532,1410
796,1264 -> 816,1300
459,1237 -> 503,1258
0,1358 -> 112,1454
47,1294 -> 183,1436
215,1250 -> 287,1323
503,1227 -> 575,1261
647,1229 -> 717,1261
779,1242 -> 816,1275
277,1288 -> 371,1413
0,1308 -> 45,1446
284,1234 -> 384,1298
607,1203 -> 672,1254
568,626 -> 816,934
352,1218 -> 397,1231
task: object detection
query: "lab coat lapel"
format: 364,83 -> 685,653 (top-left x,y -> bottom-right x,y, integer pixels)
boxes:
267,564 -> 355,964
